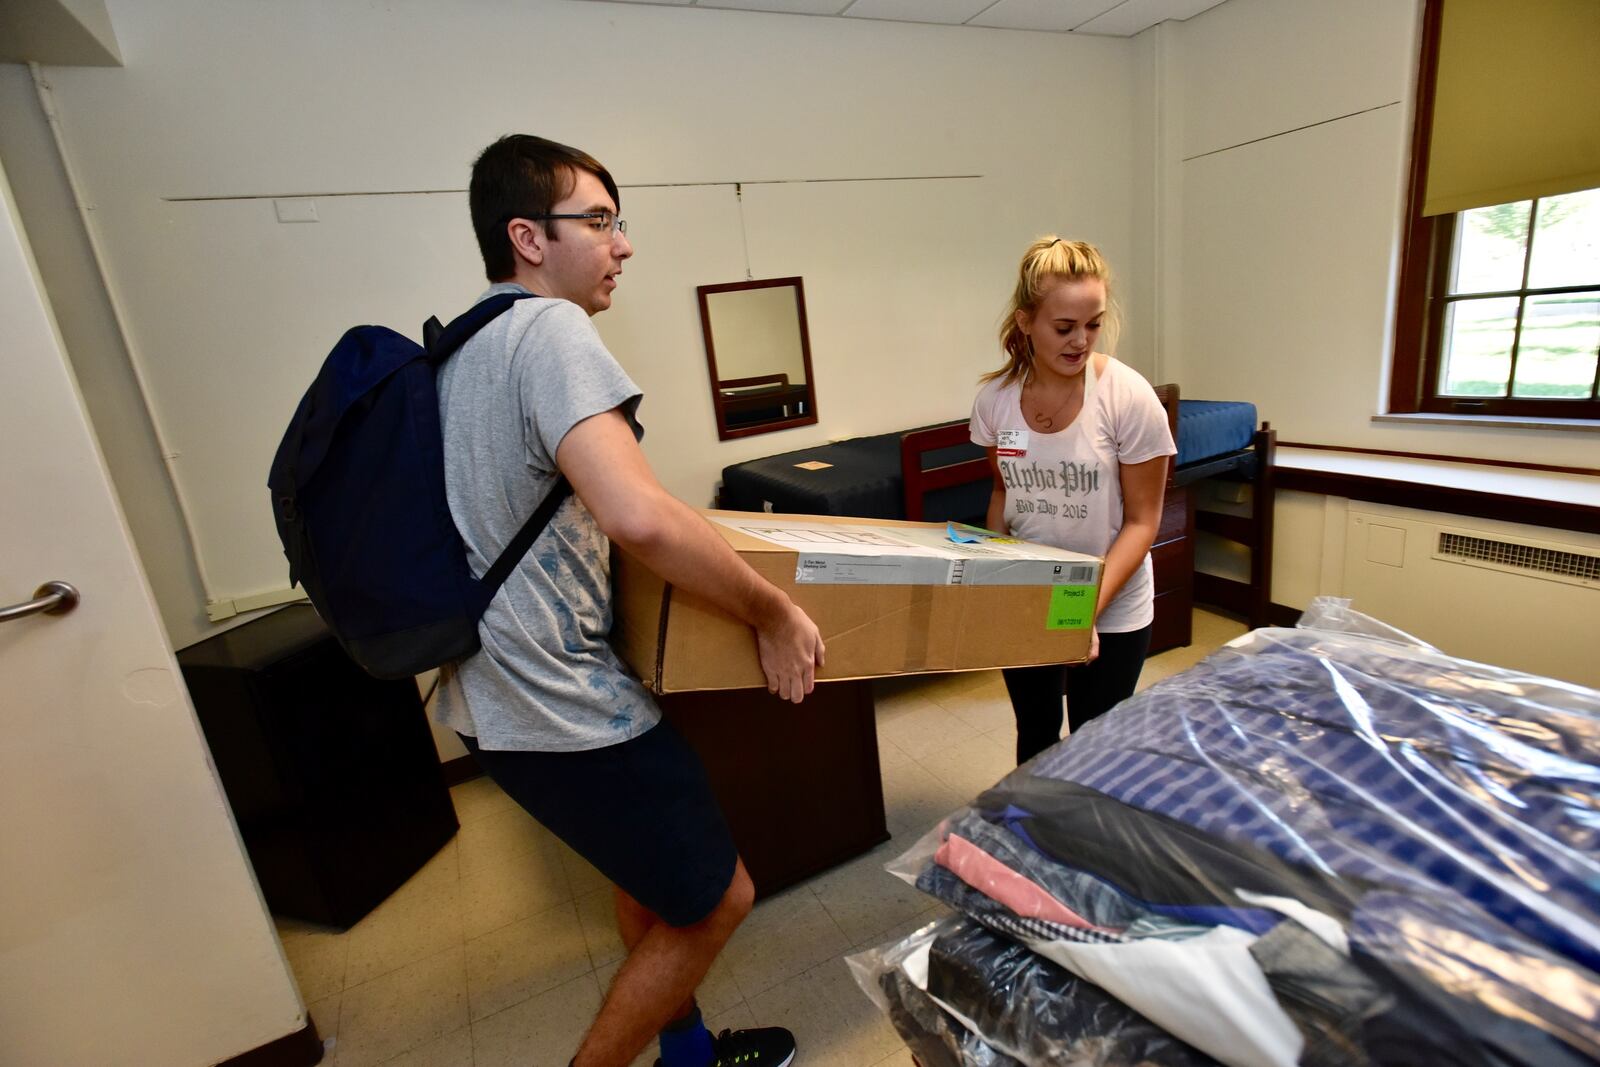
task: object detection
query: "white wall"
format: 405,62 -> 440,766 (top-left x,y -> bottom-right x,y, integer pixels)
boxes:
1,0 -> 1149,649
0,62 -> 215,644
1164,0 -> 1595,469
1163,0 -> 1597,653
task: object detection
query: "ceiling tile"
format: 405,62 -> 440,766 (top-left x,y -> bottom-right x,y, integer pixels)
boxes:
580,0 -> 697,5
840,0 -> 999,25
966,0 -> 1121,33
693,0 -> 853,14
1072,0 -> 1227,36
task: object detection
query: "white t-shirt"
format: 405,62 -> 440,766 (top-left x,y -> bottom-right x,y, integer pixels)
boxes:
969,356 -> 1175,633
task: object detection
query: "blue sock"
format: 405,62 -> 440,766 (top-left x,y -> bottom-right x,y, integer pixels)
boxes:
658,1003 -> 713,1067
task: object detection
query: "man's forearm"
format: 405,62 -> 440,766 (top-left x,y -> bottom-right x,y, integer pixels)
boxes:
613,492 -> 790,629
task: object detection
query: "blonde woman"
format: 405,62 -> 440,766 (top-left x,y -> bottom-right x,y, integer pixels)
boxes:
970,237 -> 1175,763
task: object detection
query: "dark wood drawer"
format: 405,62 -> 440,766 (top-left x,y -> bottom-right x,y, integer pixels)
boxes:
1155,486 -> 1191,545
1150,537 -> 1194,596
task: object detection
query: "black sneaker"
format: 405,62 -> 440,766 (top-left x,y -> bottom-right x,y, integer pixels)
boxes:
710,1026 -> 796,1067
654,1025 -> 797,1067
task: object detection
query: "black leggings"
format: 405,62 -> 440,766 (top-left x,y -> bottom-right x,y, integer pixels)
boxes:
1001,624 -> 1152,764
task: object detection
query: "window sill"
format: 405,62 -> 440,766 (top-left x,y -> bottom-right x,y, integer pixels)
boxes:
1372,412 -> 1600,432
1274,447 -> 1600,534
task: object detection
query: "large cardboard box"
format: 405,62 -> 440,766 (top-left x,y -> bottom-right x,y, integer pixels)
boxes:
613,511 -> 1102,693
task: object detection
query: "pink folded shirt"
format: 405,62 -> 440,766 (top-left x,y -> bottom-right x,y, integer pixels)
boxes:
935,833 -> 1121,933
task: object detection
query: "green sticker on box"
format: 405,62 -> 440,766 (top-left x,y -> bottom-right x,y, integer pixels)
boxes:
1046,585 -> 1095,630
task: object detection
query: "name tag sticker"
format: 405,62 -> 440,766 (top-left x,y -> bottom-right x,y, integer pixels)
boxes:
1046,585 -> 1095,630
793,460 -> 833,471
996,429 -> 1029,457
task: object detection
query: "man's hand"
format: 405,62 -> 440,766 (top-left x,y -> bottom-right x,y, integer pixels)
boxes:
755,599 -> 826,703
557,411 -> 829,699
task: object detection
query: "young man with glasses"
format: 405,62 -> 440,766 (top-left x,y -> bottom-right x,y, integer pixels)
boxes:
436,135 -> 822,1067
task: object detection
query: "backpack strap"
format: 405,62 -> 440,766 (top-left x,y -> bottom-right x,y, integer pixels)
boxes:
423,290 -> 537,362
479,475 -> 574,602
422,289 -> 573,604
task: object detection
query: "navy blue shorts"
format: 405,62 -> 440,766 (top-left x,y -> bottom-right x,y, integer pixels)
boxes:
459,721 -> 738,928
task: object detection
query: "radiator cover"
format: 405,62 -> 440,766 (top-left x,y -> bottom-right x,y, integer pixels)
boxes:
1341,503 -> 1600,689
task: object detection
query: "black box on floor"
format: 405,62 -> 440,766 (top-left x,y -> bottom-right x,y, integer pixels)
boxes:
177,604 -> 458,928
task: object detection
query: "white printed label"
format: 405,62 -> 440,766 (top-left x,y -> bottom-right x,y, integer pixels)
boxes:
1054,563 -> 1098,585
996,429 -> 1029,456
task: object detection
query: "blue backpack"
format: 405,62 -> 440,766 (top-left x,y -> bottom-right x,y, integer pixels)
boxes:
268,292 -> 571,678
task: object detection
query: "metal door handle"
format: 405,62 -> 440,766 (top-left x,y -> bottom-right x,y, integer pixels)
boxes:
0,581 -> 80,622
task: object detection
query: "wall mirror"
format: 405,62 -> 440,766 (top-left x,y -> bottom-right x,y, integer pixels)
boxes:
697,277 -> 819,441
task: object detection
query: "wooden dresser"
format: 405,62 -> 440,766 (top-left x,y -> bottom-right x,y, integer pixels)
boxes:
1149,483 -> 1195,652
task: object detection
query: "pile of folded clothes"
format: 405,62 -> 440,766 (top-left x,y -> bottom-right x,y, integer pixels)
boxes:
849,599 -> 1600,1067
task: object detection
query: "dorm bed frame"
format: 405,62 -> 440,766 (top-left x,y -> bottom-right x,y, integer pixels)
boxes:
1156,385 -> 1277,635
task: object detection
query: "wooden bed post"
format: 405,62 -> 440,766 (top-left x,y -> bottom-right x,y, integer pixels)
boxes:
1248,423 -> 1277,630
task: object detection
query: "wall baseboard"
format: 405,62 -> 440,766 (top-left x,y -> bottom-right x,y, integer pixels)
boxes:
219,1021 -> 322,1067
440,752 -> 481,788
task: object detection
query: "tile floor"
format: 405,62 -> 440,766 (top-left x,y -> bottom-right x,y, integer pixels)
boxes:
276,608 -> 1247,1067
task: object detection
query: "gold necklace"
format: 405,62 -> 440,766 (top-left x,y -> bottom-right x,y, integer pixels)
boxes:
1027,379 -> 1082,430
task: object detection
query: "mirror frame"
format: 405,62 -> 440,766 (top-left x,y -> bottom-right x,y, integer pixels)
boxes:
696,277 -> 820,442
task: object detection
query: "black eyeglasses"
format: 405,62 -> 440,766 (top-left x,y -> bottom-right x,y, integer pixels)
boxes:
524,211 -> 627,236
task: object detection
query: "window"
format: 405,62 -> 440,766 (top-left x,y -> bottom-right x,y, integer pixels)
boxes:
1390,0 -> 1600,421
1420,190 -> 1600,416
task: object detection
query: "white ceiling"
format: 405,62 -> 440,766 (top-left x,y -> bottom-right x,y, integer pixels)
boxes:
576,0 -> 1227,36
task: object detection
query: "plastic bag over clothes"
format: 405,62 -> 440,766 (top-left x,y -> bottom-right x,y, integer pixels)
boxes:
847,917 -> 1024,1067
879,597 -> 1600,1067
847,914 -> 1218,1067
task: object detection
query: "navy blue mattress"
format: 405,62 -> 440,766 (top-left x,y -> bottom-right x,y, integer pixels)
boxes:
1176,400 -> 1256,468
721,432 -> 901,517
720,429 -> 988,522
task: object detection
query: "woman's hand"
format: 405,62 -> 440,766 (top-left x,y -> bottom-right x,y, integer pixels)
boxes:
1087,624 -> 1100,664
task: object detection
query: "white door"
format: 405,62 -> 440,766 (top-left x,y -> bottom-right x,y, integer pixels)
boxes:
0,161 -> 306,1062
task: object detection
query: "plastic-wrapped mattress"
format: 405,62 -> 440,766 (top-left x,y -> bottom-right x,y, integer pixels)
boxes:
853,598 -> 1600,1067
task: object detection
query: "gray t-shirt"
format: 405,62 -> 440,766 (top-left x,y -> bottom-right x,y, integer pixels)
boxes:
432,284 -> 661,751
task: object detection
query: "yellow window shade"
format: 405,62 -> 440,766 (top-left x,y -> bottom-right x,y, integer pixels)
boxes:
1423,0 -> 1600,217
